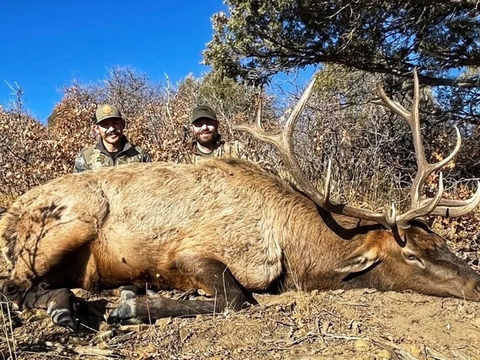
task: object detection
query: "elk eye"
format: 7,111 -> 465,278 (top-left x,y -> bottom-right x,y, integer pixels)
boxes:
404,253 -> 421,263
405,254 -> 415,260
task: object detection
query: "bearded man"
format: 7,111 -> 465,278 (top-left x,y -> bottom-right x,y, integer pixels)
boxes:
73,104 -> 151,173
178,105 -> 239,164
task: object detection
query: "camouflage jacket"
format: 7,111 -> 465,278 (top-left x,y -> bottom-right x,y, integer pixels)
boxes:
73,137 -> 151,173
176,139 -> 246,164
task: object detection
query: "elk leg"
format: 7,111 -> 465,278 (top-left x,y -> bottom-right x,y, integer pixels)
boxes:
174,256 -> 250,311
4,218 -> 99,329
108,293 -> 219,324
2,280 -> 77,329
108,258 -> 251,324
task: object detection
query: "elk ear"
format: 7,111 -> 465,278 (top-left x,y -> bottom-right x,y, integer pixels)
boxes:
335,247 -> 380,273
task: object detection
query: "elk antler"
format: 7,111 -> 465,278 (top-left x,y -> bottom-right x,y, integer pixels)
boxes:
374,69 -> 480,227
234,70 -> 480,229
234,77 -> 398,228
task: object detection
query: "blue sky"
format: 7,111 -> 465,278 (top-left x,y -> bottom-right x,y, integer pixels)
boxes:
0,1 -> 227,122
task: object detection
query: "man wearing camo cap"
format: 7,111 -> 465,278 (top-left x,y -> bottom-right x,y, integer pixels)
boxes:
73,104 -> 151,173
177,105 -> 244,164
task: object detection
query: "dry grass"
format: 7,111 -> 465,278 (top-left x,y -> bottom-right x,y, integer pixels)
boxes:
1,294 -> 18,360
2,290 -> 480,359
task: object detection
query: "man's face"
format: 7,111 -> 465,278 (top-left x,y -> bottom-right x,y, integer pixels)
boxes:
191,118 -> 219,146
94,118 -> 125,145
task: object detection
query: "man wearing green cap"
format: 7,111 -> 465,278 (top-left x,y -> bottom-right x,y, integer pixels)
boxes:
178,105 -> 241,164
73,104 -> 151,173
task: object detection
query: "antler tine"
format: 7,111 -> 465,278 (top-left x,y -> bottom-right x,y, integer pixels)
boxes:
233,121 -> 282,149
378,69 -> 470,226
402,71 -> 461,209
323,159 -> 332,200
233,88 -> 283,148
235,75 -> 398,229
234,75 -> 318,158
375,86 -> 411,121
282,76 -> 318,151
256,91 -> 263,128
399,70 -> 464,225
403,69 -> 428,207
397,173 -> 445,228
422,181 -> 480,218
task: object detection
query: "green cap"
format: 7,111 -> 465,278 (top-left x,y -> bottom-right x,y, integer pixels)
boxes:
94,104 -> 123,124
191,105 -> 217,123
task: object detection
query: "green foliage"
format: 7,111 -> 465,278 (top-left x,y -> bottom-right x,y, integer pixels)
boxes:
205,0 -> 480,122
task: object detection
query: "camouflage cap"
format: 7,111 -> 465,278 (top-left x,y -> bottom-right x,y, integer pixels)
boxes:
94,104 -> 123,124
191,105 -> 217,123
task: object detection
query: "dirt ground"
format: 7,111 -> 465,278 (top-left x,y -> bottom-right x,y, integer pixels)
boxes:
2,286 -> 480,360
1,230 -> 480,360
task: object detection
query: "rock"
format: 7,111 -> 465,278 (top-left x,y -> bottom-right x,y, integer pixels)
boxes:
155,317 -> 172,329
377,349 -> 392,359
354,339 -> 370,352
117,324 -> 147,332
320,321 -> 330,334
179,328 -> 189,342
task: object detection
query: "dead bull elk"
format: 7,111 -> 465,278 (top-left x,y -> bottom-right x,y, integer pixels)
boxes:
1,70 -> 480,329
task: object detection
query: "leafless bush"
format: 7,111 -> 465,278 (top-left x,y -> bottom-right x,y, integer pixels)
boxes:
0,68 -> 280,203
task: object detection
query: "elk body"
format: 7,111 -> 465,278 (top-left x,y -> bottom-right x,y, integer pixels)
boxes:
1,71 -> 480,329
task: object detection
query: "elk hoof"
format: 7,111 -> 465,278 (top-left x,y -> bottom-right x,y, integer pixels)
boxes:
48,308 -> 77,330
120,288 -> 137,302
108,299 -> 141,325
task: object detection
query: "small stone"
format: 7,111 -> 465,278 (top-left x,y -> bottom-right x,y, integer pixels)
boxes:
349,320 -> 360,333
117,324 -> 147,332
144,343 -> 157,353
179,328 -> 189,342
354,339 -> 369,352
377,349 -> 392,360
155,317 -> 172,329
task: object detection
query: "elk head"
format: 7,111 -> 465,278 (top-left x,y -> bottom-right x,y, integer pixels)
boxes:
234,70 -> 480,300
